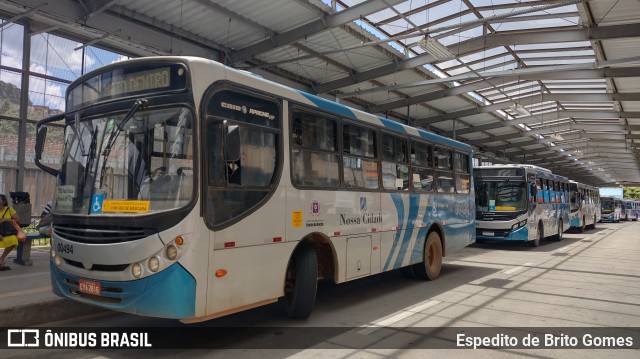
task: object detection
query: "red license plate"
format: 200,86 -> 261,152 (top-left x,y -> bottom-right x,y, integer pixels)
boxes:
79,279 -> 101,295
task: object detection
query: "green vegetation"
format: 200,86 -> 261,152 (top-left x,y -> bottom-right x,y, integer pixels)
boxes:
623,187 -> 640,199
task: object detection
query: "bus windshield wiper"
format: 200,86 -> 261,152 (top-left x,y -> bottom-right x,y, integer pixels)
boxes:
98,99 -> 147,188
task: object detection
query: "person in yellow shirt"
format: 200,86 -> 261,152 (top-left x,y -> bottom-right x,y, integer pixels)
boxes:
0,194 -> 20,270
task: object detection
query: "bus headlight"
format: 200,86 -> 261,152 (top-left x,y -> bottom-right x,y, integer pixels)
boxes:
148,256 -> 160,272
131,263 -> 142,278
54,256 -> 61,266
51,248 -> 56,258
166,244 -> 178,260
511,219 -> 527,231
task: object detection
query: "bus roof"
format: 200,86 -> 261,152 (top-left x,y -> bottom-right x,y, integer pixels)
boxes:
69,56 -> 472,153
475,164 -> 567,181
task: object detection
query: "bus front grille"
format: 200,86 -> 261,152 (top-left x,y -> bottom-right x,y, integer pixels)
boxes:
55,224 -> 154,244
64,258 -> 130,272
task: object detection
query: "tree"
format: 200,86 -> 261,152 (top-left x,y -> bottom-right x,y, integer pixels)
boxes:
623,187 -> 640,199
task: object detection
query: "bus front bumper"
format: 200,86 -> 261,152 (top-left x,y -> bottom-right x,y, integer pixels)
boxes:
50,261 -> 196,319
570,217 -> 581,227
476,225 -> 529,242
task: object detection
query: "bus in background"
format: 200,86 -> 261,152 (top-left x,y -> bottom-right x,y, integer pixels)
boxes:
600,196 -> 623,222
623,199 -> 639,221
568,180 -> 600,232
34,56 -> 475,323
474,164 -> 570,247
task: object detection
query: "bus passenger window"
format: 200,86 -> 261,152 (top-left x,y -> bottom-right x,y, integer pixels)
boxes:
381,133 -> 408,191
411,141 -> 434,192
343,124 -> 378,189
291,112 -> 339,188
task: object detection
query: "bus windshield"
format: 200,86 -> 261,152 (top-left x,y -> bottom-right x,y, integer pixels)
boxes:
601,198 -> 614,212
475,179 -> 527,212
54,106 -> 194,215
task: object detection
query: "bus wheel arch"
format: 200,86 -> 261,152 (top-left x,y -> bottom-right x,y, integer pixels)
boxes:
530,221 -> 543,247
412,225 -> 444,281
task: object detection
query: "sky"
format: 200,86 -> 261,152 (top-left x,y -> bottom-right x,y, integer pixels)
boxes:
1,21 -> 127,113
599,187 -> 623,198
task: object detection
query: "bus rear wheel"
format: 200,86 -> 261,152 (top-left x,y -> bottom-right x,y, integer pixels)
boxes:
284,242 -> 318,319
578,216 -> 585,233
412,232 -> 442,281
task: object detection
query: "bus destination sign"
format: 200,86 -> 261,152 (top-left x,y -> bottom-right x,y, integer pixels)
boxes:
101,67 -> 170,97
67,63 -> 188,111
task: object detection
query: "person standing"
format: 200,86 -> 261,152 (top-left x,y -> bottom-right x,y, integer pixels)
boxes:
0,194 -> 20,270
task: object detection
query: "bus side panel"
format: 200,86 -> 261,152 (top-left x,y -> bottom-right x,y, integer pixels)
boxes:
206,241 -> 296,317
379,192 -> 417,272
285,188 -> 384,283
206,187 -> 288,316
435,193 -> 473,255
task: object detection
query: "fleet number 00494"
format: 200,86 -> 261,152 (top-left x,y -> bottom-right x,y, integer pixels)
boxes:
57,242 -> 73,254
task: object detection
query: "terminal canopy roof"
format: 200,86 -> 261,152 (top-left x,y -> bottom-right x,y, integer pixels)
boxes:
3,0 -> 640,186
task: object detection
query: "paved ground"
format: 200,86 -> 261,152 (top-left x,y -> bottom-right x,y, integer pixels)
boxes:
1,221 -> 639,358
0,246 -> 105,327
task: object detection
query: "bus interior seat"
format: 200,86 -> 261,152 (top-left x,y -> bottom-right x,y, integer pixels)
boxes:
150,175 -> 176,202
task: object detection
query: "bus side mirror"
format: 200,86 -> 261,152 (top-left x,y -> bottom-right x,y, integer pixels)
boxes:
225,125 -> 241,162
35,126 -> 47,160
35,113 -> 64,177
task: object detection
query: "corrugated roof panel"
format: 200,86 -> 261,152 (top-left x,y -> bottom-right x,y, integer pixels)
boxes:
588,0 -> 640,26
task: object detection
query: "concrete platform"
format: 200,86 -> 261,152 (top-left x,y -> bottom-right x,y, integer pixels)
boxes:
0,246 -> 106,327
1,220 -> 638,332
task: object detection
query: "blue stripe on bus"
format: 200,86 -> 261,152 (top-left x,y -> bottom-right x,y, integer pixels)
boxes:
298,92 -> 356,119
410,196 -> 435,263
383,193 -> 405,271
393,194 -> 420,269
377,116 -> 407,133
416,129 -> 470,151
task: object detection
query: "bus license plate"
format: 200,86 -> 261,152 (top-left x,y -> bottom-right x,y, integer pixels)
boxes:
482,231 -> 494,236
79,279 -> 101,295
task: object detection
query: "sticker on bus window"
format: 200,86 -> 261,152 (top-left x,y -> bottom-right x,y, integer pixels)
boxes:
102,200 -> 150,213
292,211 -> 303,228
488,200 -> 496,211
495,206 -> 516,211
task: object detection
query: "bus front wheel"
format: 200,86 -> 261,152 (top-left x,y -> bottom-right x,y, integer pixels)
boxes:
530,224 -> 542,247
555,220 -> 564,241
284,242 -> 318,319
412,231 -> 442,281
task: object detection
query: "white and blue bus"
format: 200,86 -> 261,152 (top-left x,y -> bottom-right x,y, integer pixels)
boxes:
600,196 -> 623,222
568,180 -> 600,232
34,56 -> 475,322
474,164 -> 570,247
623,199 -> 640,221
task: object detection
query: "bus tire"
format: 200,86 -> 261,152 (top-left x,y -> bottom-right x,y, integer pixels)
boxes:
592,216 -> 597,229
413,231 -> 442,281
578,216 -> 585,233
555,220 -> 563,241
400,266 -> 416,279
284,243 -> 318,319
529,224 -> 542,247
